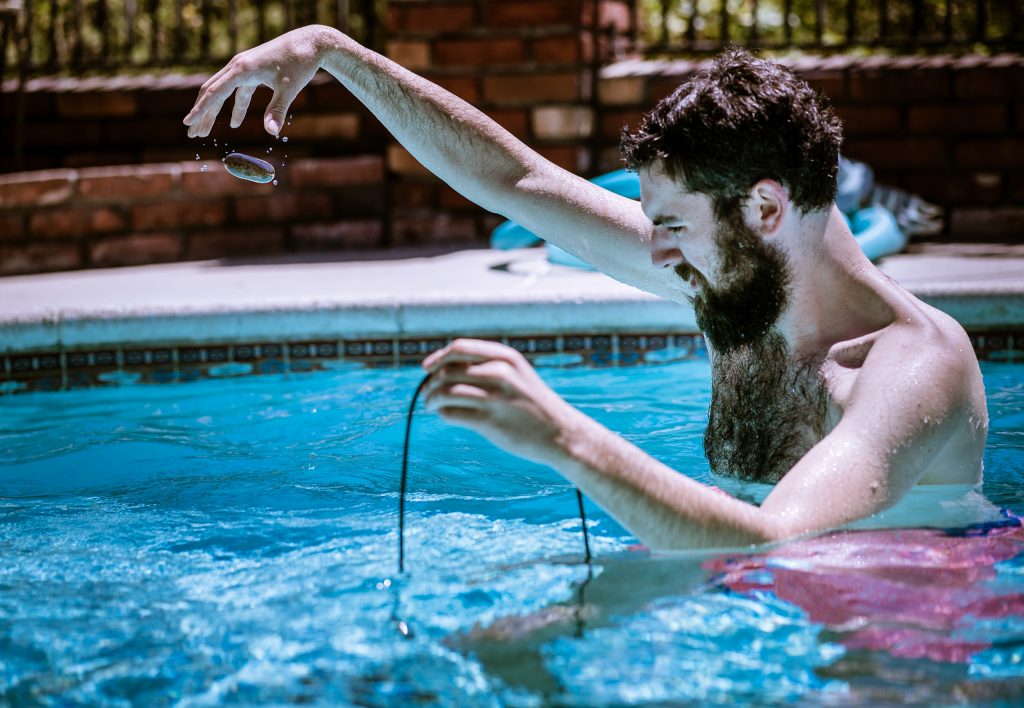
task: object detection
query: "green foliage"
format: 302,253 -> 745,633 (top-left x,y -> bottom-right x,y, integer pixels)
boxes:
10,0 -> 387,76
640,0 -> 1021,54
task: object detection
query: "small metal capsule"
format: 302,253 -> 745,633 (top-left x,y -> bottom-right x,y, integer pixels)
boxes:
222,152 -> 276,184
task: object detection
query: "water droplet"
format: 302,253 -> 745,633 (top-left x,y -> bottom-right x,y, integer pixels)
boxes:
200,164 -> 208,172
272,179 -> 278,186
268,147 -> 273,152
282,136 -> 288,143
194,153 -> 200,160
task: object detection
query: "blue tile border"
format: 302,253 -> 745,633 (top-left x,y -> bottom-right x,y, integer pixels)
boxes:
1,330 -> 1020,394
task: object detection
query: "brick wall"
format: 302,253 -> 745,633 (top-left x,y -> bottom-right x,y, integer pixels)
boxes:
596,54 -> 1024,243
0,156 -> 386,275
2,1 -> 1022,275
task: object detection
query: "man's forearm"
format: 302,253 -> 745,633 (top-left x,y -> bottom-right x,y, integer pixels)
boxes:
314,26 -> 538,217
553,412 -> 780,550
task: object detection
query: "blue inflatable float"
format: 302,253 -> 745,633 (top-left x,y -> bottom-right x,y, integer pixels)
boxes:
491,162 -> 907,268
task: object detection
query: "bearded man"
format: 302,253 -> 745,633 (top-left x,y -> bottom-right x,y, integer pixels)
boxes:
185,27 -> 987,549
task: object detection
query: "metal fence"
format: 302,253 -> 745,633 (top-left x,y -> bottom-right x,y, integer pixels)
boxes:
641,0 -> 1024,54
4,0 -> 384,76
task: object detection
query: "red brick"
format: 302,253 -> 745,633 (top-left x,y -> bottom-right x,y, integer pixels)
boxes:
535,145 -> 587,172
848,69 -> 950,102
133,200 -> 228,230
233,193 -> 332,223
26,121 -> 103,148
843,139 -> 947,170
435,38 -> 526,66
389,2 -> 477,33
949,207 -> 1024,240
487,109 -> 529,137
0,212 -> 25,240
486,1 -> 578,27
797,71 -> 847,102
438,186 -> 479,211
103,118 -> 191,147
0,243 -> 82,275
955,140 -> 1024,170
593,0 -> 632,33
1009,172 -> 1024,201
954,69 -> 1017,100
184,228 -> 286,260
533,35 -> 582,65
307,81 -> 363,111
387,145 -> 433,178
78,164 -> 178,201
56,92 -> 138,118
137,87 -> 200,117
648,76 -> 690,101
429,74 -> 480,103
907,104 -> 1008,134
601,110 -> 645,140
390,182 -> 438,209
331,186 -> 388,218
181,161 -> 254,196
483,73 -> 581,104
903,173 -> 1005,205
291,156 -> 385,189
292,220 -> 384,249
30,207 -> 128,239
833,105 -> 902,135
0,169 -> 76,208
391,213 -> 481,246
0,91 -> 52,120
65,151 -> 136,168
89,233 -> 183,267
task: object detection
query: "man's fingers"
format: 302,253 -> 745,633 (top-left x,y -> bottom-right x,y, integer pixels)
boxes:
184,71 -> 234,126
263,81 -> 301,135
423,338 -> 522,372
425,383 -> 492,413
230,85 -> 257,128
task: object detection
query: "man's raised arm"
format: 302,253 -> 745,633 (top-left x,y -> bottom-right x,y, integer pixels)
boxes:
184,25 -> 682,301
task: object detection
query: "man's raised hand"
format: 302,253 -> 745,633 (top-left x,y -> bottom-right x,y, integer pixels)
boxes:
183,25 -> 334,138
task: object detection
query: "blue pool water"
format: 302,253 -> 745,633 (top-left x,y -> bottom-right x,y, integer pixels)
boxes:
1,360 -> 1023,705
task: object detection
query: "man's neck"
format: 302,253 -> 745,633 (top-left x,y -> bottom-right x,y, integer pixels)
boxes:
774,206 -> 895,358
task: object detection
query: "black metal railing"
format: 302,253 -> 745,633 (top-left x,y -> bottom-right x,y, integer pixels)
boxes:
5,0 -> 384,76
641,0 -> 1024,54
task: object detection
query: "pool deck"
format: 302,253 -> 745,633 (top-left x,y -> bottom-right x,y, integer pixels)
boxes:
2,242 -> 1024,353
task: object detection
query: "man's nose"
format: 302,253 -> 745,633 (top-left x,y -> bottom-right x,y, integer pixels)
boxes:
650,229 -> 684,269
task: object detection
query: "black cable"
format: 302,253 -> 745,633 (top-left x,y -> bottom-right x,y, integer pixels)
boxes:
396,370 -> 595,638
398,373 -> 432,575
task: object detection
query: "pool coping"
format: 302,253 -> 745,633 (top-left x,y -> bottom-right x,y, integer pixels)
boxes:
1,245 -> 1023,391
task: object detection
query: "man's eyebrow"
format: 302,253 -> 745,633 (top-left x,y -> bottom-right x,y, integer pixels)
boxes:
651,215 -> 682,226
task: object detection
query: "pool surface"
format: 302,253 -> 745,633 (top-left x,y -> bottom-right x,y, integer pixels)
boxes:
2,360 -> 1023,705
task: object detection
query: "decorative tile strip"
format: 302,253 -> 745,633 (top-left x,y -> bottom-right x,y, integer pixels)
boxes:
2,330 -> 1022,394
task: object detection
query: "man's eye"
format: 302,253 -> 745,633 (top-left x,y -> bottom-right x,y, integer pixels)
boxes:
667,226 -> 686,234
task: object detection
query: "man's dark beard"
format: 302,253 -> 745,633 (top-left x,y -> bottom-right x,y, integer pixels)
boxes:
679,214 -> 827,483
677,213 -> 790,354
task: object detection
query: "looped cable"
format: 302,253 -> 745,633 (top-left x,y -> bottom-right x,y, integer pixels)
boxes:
395,370 -> 595,639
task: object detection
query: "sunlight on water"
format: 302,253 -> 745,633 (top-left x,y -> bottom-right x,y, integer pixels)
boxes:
0,360 -> 1022,705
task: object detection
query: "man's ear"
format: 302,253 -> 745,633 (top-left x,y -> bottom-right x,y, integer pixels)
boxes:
742,180 -> 788,236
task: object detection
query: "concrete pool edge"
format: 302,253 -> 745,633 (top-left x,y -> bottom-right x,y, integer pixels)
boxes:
2,246 -> 1024,378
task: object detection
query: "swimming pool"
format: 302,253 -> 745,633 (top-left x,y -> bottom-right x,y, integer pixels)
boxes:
2,359 -> 1023,705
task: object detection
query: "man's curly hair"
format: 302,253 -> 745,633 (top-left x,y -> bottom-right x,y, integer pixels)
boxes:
620,49 -> 843,218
